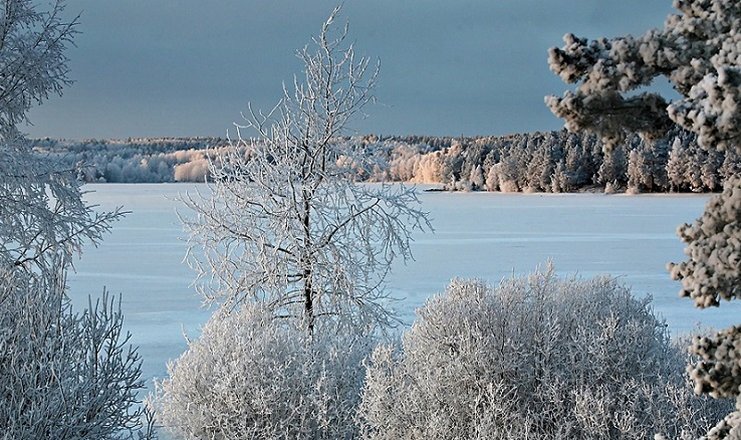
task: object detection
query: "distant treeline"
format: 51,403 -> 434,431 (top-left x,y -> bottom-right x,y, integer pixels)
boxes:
31,129 -> 739,193
31,137 -> 230,183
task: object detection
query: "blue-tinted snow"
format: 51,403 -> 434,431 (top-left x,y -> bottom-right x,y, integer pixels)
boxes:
68,184 -> 741,390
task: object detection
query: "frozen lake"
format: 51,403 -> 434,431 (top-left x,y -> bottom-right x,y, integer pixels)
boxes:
68,183 -> 740,390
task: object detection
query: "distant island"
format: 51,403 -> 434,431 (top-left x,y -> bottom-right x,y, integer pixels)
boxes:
32,128 -> 738,194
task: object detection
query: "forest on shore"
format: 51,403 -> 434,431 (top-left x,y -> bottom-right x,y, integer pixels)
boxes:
32,128 -> 738,193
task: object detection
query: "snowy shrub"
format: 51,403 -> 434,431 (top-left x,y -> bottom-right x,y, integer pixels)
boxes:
359,267 -> 729,439
604,180 -> 619,194
0,267 -> 153,439
156,305 -> 374,440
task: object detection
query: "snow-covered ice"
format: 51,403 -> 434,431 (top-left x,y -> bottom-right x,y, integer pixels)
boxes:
68,183 -> 740,389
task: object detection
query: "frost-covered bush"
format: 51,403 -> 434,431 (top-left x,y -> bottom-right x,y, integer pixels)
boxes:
359,268 -> 729,439
0,266 -> 153,439
156,305 -> 374,440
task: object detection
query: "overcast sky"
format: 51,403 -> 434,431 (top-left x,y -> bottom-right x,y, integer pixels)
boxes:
25,1 -> 675,140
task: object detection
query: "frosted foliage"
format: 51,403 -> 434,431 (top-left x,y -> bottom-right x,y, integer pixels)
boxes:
0,135 -> 123,272
671,177 -> 741,440
0,0 -> 76,132
156,305 -> 373,440
0,2 -> 150,437
0,267 -> 153,439
546,0 -> 740,152
669,65 -> 741,153
689,325 -> 741,440
0,0 -> 120,273
690,326 -> 741,400
703,408 -> 741,440
183,7 -> 430,331
669,176 -> 740,308
359,268 -> 729,440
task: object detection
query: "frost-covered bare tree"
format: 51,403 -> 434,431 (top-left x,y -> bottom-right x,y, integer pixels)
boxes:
0,1 -> 153,438
162,9 -> 429,437
183,6 -> 430,332
359,268 -> 730,440
0,0 -> 75,132
0,0 -> 122,272
0,135 -> 123,273
548,2 -> 740,438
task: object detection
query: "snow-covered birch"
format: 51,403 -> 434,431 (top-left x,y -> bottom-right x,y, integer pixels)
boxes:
183,6 -> 431,333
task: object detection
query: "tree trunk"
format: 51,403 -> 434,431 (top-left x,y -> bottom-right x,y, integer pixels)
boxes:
302,193 -> 314,334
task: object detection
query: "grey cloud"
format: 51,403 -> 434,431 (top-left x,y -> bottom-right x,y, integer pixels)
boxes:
26,0 -> 675,139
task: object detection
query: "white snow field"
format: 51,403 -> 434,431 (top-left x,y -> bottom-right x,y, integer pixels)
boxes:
68,183 -> 740,390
